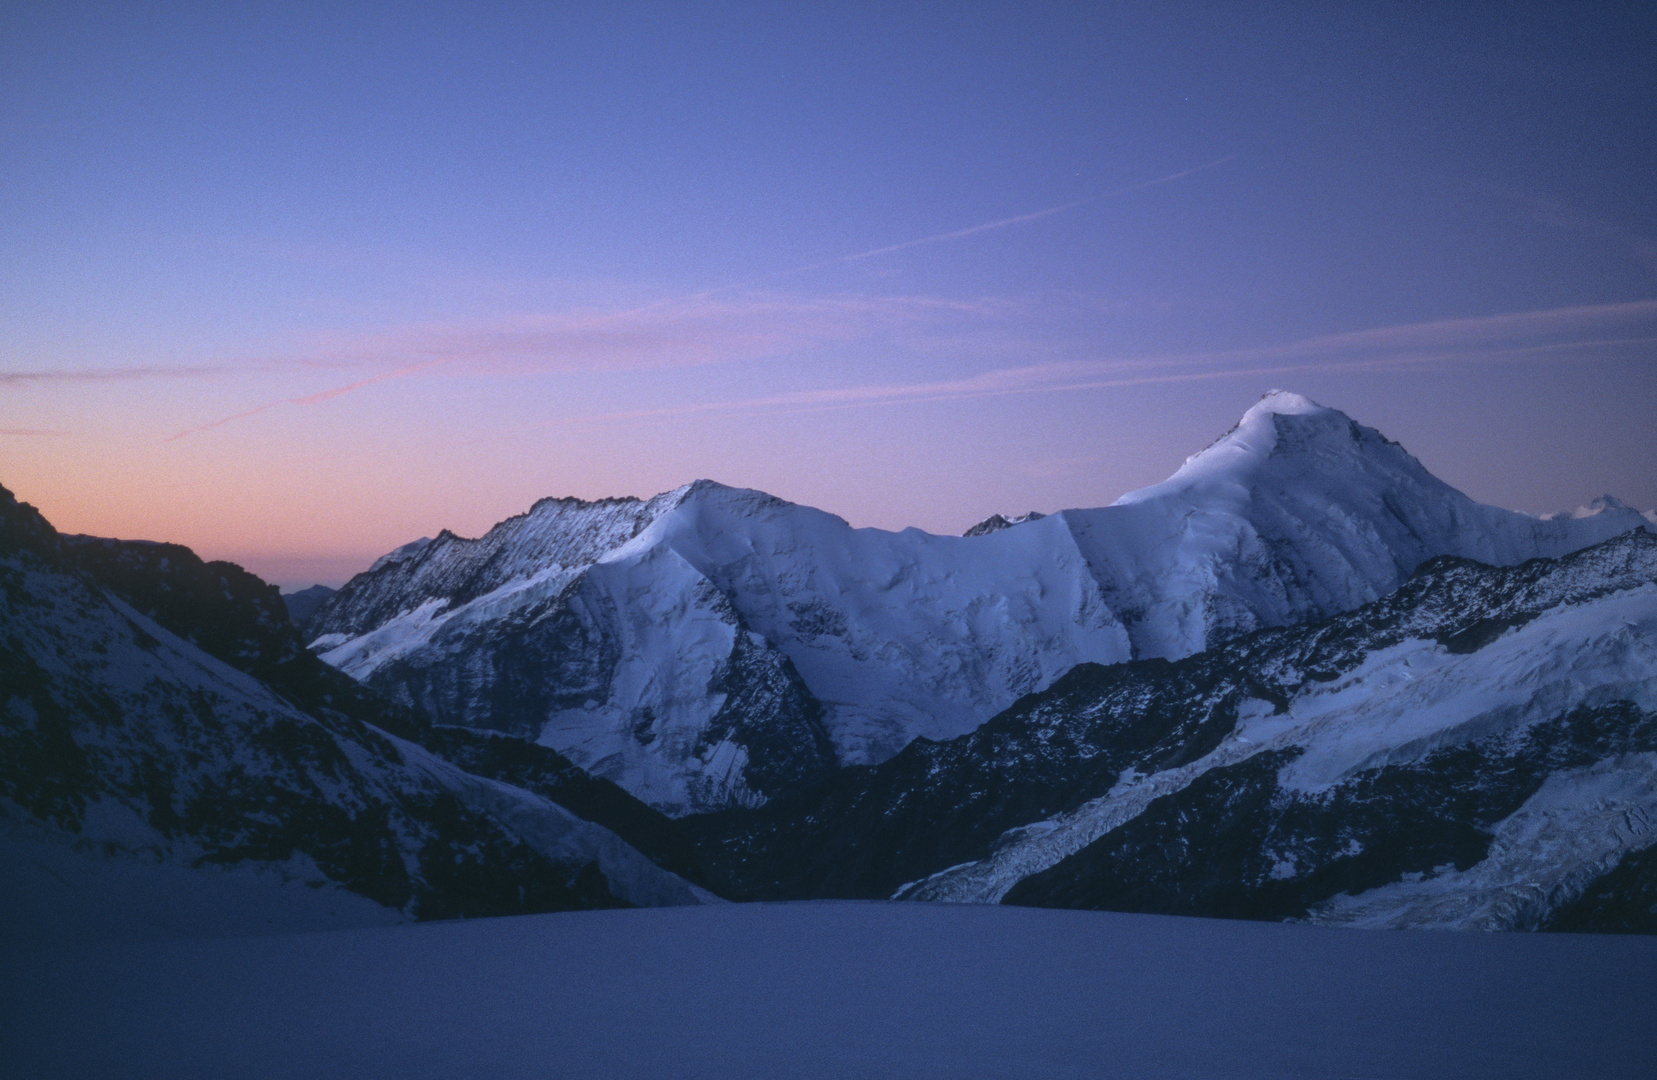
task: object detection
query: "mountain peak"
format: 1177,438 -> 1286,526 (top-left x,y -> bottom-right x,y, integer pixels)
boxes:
663,479 -> 796,519
1225,389 -> 1349,452
1116,391 -> 1379,507
1245,388 -> 1327,418
669,478 -> 744,503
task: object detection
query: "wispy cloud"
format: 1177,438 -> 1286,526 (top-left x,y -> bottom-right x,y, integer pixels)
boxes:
0,427 -> 71,436
160,293 -> 1656,442
161,292 -> 1009,441
321,292 -> 1006,374
162,358 -> 454,442
541,299 -> 1657,426
1233,298 -> 1657,359
0,366 -> 221,387
153,157 -> 1238,441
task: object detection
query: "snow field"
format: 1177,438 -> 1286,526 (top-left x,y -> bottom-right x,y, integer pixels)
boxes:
5,902 -> 1654,1080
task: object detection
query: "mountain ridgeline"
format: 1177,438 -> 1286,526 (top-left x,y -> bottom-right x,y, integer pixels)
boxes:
6,390 -> 1655,934
295,391 -> 1657,931
686,530 -> 1657,932
305,392 -> 1650,818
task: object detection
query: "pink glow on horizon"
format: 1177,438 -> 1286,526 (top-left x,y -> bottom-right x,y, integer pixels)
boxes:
4,6 -> 1653,588
5,293 -> 1655,590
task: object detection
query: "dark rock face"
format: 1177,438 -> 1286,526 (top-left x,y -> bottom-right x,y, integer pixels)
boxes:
363,577 -> 625,737
0,485 -> 705,918
64,535 -> 317,694
694,622 -> 840,803
306,495 -> 659,640
963,511 -> 1045,537
1545,843 -> 1657,934
352,571 -> 839,811
681,656 -> 1280,902
684,530 -> 1657,918
416,726 -> 708,886
1003,701 -> 1657,921
60,531 -> 432,747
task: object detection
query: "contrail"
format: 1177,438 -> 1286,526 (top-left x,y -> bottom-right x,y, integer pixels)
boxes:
532,311 -> 1657,430
670,155 -> 1239,295
162,156 -> 1238,441
164,358 -> 448,442
793,155 -> 1237,271
0,365 -> 220,387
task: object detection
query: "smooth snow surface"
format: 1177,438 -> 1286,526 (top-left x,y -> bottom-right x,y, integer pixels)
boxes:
0,813 -> 404,947
5,903 -> 1655,1080
311,392 -> 1651,812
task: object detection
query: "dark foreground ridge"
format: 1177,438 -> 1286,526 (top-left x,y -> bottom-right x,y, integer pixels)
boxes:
0,484 -> 707,919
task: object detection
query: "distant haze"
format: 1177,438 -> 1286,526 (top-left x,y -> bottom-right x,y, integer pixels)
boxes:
2,4 -> 1653,589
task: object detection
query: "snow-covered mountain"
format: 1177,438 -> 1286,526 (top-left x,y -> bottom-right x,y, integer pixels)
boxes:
689,530 -> 1657,931
308,391 -> 1649,815
0,486 -> 712,929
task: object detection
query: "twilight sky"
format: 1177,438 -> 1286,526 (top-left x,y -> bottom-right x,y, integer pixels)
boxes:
3,2 -> 1655,588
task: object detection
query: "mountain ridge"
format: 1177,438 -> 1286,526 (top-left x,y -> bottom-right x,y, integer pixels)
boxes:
681,529 -> 1657,931
306,392 -> 1649,815
0,484 -> 714,932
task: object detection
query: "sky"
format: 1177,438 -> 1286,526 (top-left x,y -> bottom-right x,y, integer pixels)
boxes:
2,2 -> 1654,589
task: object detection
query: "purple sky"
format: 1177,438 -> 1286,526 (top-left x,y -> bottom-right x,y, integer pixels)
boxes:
3,3 -> 1654,588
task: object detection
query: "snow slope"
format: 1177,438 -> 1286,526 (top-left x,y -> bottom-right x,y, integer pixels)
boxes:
0,487 -> 710,918
679,530 -> 1657,930
5,903 -> 1655,1080
905,584 -> 1657,910
848,535 -> 1657,930
309,392 -> 1649,813
0,808 -> 406,946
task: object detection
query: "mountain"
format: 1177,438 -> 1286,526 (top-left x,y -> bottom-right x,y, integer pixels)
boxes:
0,486 -> 712,935
280,584 -> 335,627
962,510 -> 1045,537
307,391 -> 1649,815
682,530 -> 1657,931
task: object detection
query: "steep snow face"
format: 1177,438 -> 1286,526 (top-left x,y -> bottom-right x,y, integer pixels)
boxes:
1059,390 -> 1649,658
609,482 -> 1132,766
309,392 -> 1650,814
